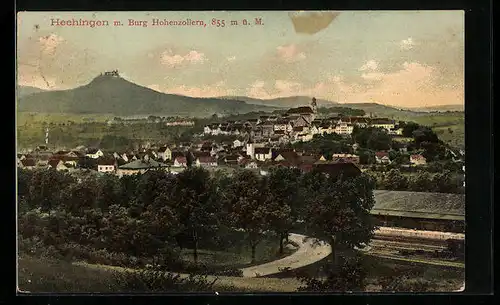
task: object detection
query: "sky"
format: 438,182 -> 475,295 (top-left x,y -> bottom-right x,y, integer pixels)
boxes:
16,11 -> 464,108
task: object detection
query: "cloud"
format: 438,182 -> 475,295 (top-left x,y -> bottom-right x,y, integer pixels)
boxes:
244,62 -> 462,107
150,81 -> 233,97
359,60 -> 378,71
276,44 -> 306,62
360,72 -> 385,81
400,37 -> 415,50
18,70 -> 58,90
353,62 -> 462,107
247,80 -> 272,98
274,80 -> 302,95
38,34 -> 64,55
227,56 -> 236,62
160,50 -> 206,67
147,84 -> 161,92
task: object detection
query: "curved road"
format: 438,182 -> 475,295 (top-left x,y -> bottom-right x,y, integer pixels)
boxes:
240,233 -> 331,277
73,233 -> 331,292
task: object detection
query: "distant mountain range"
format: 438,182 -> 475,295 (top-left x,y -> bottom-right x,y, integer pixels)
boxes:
17,75 -> 463,118
17,86 -> 46,98
402,104 -> 465,112
220,96 -> 335,108
16,75 -> 280,117
221,96 -> 460,118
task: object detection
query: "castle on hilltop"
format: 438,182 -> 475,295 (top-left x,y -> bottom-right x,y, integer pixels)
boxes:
102,70 -> 120,77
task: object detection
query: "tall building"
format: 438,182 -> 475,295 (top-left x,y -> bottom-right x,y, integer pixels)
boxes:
311,97 -> 318,113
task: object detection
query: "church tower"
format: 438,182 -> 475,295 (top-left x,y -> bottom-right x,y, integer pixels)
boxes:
246,134 -> 255,159
311,97 -> 318,113
311,97 -> 318,121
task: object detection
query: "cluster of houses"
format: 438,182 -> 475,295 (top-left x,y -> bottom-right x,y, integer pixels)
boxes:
203,98 -> 403,144
17,137 -> 428,178
107,116 -> 195,126
17,99 -> 434,177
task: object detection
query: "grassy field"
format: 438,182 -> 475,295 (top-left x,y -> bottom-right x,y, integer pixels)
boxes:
405,112 -> 465,149
433,124 -> 465,149
17,252 -> 464,293
16,111 -> 465,150
16,112 -> 196,150
16,112 -> 114,125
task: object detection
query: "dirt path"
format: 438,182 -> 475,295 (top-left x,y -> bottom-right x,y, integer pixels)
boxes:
240,233 -> 331,277
72,233 -> 331,291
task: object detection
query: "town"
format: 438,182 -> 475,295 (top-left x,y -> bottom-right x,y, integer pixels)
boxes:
18,98 -> 463,181
17,10 -> 469,294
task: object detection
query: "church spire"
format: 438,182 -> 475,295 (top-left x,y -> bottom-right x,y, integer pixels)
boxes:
311,97 -> 317,113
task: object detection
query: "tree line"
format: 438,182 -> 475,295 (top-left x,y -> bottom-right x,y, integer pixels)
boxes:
366,169 -> 464,194
18,166 -> 376,280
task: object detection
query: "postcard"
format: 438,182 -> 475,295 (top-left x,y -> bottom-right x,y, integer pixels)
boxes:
16,10 -> 465,293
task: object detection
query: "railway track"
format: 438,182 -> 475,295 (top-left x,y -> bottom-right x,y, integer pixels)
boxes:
368,239 -> 446,252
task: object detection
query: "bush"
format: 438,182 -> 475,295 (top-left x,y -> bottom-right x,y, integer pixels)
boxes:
158,260 -> 243,277
114,269 -> 218,292
296,255 -> 367,292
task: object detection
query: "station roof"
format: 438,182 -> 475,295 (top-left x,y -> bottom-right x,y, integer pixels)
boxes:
371,190 -> 465,221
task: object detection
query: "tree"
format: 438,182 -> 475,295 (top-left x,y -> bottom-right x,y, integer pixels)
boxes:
408,171 -> 434,192
28,169 -> 76,213
78,157 -> 98,170
366,129 -> 392,151
382,169 -> 409,191
297,255 -> 367,292
266,167 -> 303,254
300,172 -> 376,265
171,167 -> 219,264
95,174 -> 121,212
412,127 -> 440,146
186,151 -> 196,168
358,149 -> 375,165
402,122 -> 420,137
224,170 -> 272,263
60,179 -> 98,216
421,142 -> 447,162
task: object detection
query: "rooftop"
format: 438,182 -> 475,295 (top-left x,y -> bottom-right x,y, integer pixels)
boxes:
118,159 -> 168,170
371,190 -> 465,221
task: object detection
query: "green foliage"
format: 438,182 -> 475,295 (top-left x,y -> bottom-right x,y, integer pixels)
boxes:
171,167 -> 221,263
17,162 -> 386,289
266,167 -> 303,253
412,127 -> 440,146
352,127 -> 391,151
224,170 -> 272,262
293,133 -> 353,158
99,135 -> 133,151
408,171 -> 435,192
357,149 -> 376,165
300,171 -> 376,261
116,269 -> 218,292
381,169 -> 409,191
297,255 -> 367,292
317,107 -> 365,117
401,122 -> 421,137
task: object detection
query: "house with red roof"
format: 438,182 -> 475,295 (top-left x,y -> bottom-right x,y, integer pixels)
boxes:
410,154 -> 427,166
332,153 -> 360,165
197,155 -> 218,167
18,158 -> 36,169
375,151 -> 391,164
48,159 -> 70,171
173,156 -> 188,167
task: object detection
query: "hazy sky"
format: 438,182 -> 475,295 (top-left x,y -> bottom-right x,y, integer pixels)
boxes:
17,11 -> 464,107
